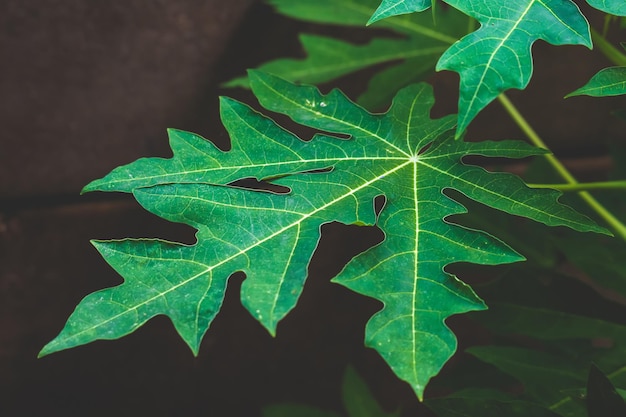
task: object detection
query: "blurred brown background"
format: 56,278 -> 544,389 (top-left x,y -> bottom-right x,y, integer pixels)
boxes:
0,1 -> 623,416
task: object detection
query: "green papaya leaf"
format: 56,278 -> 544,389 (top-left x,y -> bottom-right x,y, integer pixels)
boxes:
42,72 -> 607,400
369,0 -> 592,136
566,67 -> 626,98
223,35 -> 448,93
368,0 -> 431,25
586,0 -> 626,15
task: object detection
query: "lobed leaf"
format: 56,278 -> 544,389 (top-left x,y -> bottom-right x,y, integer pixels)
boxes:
43,72 -> 607,400
223,35 -> 446,91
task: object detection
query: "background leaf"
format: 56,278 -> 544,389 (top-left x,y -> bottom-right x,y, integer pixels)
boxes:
566,67 -> 626,98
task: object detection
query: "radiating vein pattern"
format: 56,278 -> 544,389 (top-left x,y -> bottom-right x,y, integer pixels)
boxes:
43,71 -> 607,400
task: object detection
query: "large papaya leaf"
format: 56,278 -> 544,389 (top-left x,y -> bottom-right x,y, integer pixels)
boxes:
226,0 -> 465,110
369,0 -> 592,136
41,72 -> 607,400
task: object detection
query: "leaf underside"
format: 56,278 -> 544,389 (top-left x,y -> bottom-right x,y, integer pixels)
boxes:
41,72 -> 606,400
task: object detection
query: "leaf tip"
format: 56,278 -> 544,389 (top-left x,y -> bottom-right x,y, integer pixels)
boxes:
38,335 -> 66,358
365,15 -> 378,26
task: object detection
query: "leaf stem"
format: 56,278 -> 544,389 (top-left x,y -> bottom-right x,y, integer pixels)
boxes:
528,181 -> 626,191
497,93 -> 626,240
590,26 -> 626,66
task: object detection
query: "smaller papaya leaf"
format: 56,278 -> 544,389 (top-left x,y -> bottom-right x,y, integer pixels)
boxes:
587,364 -> 626,417
368,0 -> 431,25
368,1 -> 593,137
586,0 -> 626,16
437,0 -> 592,136
43,72 -> 608,401
566,67 -> 626,98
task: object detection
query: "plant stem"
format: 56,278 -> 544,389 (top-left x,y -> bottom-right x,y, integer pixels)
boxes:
590,26 -> 626,66
497,93 -> 626,240
528,181 -> 626,192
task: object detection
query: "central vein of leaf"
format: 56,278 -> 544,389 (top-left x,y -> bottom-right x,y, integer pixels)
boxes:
411,159 -> 419,384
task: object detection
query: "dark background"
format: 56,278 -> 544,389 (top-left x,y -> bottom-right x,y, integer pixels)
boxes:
1,1 -> 623,416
